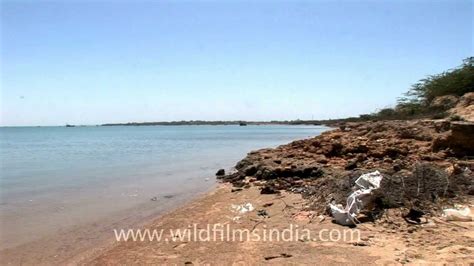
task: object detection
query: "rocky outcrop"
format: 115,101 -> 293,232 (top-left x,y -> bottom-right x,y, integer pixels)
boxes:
431,95 -> 460,109
218,119 -> 473,214
433,121 -> 474,156
449,92 -> 474,121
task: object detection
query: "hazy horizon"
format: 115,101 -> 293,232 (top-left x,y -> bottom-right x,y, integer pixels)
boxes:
1,0 -> 472,126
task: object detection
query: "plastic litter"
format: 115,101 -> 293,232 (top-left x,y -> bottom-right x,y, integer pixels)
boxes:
231,203 -> 255,214
329,171 -> 383,226
355,171 -> 383,189
442,206 -> 472,222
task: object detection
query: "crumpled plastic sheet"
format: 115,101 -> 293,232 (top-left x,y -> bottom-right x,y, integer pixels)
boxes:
231,203 -> 255,214
329,171 -> 383,226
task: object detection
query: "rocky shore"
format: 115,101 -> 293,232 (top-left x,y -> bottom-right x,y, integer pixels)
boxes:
219,119 -> 473,217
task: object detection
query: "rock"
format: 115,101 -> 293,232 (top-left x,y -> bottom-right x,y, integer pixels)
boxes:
384,147 -> 408,158
449,92 -> 474,121
324,142 -> 343,157
317,215 -> 325,223
345,159 -> 358,170
450,122 -> 474,154
345,144 -> 369,154
393,163 -> 402,172
432,121 -> 474,156
404,249 -> 420,260
434,120 -> 451,132
317,157 -> 329,164
243,164 -> 258,176
352,242 -> 369,246
216,169 -> 225,176
260,186 -> 280,194
430,95 -> 460,110
256,168 -> 277,180
310,168 -> 324,178
218,119 -> 473,218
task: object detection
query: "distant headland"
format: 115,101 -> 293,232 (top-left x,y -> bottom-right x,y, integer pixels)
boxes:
100,120 -> 338,126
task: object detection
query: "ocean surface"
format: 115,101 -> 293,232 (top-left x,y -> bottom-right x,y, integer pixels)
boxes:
0,125 -> 328,249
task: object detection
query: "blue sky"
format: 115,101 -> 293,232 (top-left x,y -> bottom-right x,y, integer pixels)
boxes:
1,0 -> 472,126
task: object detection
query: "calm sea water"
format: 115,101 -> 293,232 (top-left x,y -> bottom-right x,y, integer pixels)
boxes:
0,125 -> 328,249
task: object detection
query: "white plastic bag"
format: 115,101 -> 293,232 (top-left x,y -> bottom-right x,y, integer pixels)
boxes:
231,203 -> 255,214
329,171 -> 383,226
355,170 -> 383,190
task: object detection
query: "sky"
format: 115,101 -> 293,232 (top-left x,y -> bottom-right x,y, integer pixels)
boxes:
1,0 -> 472,126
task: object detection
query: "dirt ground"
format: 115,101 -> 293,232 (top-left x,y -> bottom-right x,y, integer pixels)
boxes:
87,184 -> 474,265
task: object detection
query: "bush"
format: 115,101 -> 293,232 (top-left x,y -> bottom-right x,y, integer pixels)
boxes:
370,57 -> 474,121
449,115 -> 465,121
431,112 -> 448,120
401,57 -> 474,105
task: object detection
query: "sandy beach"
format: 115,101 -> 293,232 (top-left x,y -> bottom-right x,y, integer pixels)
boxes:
82,184 -> 473,265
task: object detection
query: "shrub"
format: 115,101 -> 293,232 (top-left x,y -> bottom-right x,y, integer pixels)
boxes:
449,115 -> 465,121
401,57 -> 474,105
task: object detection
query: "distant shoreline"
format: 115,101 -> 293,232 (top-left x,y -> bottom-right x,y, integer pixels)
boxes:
101,120 -> 328,126
0,118 -> 354,128
0,121 -> 334,128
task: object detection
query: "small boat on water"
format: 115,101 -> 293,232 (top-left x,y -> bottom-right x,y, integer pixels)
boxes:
65,124 -> 75,127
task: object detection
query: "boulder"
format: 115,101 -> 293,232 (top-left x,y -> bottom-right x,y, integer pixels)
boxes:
432,121 -> 474,156
434,120 -> 451,133
324,142 -> 343,157
450,122 -> 474,154
345,159 -> 358,170
243,164 -> 258,176
260,186 -> 280,194
449,92 -> 474,121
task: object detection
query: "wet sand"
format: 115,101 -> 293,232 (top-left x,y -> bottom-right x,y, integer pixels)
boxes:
0,184 -> 216,265
85,184 -> 473,265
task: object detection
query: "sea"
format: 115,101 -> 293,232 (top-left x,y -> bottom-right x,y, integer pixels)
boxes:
0,125 -> 328,250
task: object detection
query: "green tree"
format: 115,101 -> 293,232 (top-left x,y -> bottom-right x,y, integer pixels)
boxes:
400,57 -> 474,105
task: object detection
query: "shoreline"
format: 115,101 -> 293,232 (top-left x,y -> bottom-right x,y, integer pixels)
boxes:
2,119 -> 473,264
69,183 -> 221,265
89,118 -> 473,264
88,184 -> 473,265
1,124 -> 326,263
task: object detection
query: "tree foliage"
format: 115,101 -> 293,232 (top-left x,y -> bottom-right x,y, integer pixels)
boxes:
364,57 -> 474,121
399,57 -> 474,105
